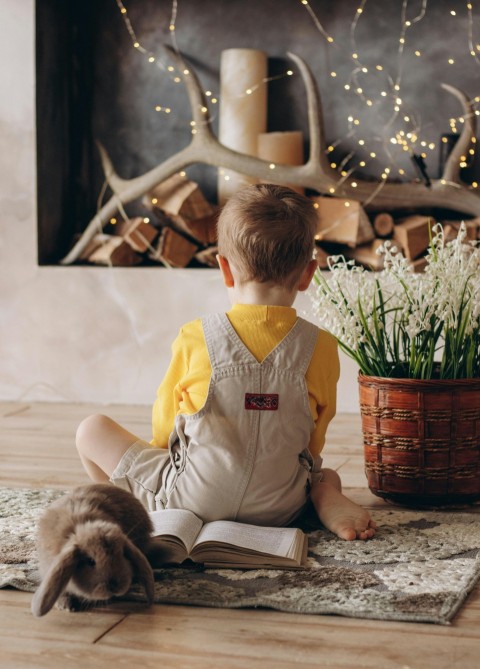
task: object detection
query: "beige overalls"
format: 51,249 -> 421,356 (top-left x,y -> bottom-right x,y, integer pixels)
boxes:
157,313 -> 320,526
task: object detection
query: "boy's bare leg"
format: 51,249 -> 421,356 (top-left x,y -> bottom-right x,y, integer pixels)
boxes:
310,468 -> 376,541
75,414 -> 140,482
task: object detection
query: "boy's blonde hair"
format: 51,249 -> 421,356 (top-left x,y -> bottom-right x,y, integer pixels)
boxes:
217,184 -> 317,287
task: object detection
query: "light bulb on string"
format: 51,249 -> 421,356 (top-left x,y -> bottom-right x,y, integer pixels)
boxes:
115,0 -> 196,89
237,69 -> 298,101
168,0 -> 181,56
467,3 -> 480,66
299,0 -> 335,44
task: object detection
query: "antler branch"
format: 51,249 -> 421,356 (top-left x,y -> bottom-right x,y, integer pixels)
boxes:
61,46 -> 480,265
440,83 -> 476,184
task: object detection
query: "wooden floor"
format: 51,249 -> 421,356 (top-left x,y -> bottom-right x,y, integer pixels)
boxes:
1,402 -> 479,669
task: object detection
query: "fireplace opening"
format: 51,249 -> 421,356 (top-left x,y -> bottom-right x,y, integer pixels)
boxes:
36,0 -> 480,268
36,0 -> 312,266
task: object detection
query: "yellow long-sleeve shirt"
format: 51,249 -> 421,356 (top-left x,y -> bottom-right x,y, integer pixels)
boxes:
151,304 -> 340,458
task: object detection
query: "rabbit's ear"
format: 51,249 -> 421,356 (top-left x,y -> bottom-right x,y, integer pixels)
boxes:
31,546 -> 79,617
123,538 -> 155,605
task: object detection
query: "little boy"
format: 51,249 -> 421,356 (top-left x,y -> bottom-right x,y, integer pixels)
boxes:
76,184 -> 375,541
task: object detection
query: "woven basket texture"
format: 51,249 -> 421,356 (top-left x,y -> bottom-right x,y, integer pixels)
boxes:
358,374 -> 480,507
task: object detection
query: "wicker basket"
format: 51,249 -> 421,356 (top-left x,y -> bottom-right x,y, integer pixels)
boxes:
358,373 -> 480,507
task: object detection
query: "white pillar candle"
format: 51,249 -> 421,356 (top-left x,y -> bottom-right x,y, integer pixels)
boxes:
257,130 -> 305,194
217,49 -> 268,205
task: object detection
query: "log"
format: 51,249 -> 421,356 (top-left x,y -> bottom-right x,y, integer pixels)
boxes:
373,212 -> 394,238
195,246 -> 220,268
442,219 -> 480,242
147,174 -> 214,220
78,234 -> 110,261
85,235 -> 143,266
393,215 -> 435,260
343,239 -> 387,271
169,210 -> 218,246
150,227 -> 198,267
409,255 -> 428,273
311,196 -> 375,247
314,245 -> 330,270
113,217 -> 158,252
472,217 -> 480,239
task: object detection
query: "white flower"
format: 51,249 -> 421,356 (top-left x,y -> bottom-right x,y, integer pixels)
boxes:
309,224 -> 480,379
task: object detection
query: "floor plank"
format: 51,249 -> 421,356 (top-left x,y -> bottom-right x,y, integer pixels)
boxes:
97,604 -> 480,669
0,591 -> 127,644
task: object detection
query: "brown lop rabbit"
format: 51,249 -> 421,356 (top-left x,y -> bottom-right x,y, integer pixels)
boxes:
31,484 -> 155,617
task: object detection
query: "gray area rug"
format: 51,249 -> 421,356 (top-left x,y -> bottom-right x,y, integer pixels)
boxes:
1,486 -> 480,624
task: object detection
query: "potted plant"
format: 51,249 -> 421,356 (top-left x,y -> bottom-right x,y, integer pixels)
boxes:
310,223 -> 480,507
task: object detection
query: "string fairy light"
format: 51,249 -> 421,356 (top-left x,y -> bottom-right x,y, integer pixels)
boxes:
467,2 -> 480,66
238,69 -> 296,100
298,0 -> 334,43
114,0 -> 222,130
113,0 -> 479,201
325,0 -> 480,189
331,1 -> 403,181
168,0 -> 180,54
114,0 -> 168,72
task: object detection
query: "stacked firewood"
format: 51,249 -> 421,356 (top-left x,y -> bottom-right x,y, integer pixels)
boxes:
312,196 -> 480,272
79,175 -> 219,268
79,176 -> 480,271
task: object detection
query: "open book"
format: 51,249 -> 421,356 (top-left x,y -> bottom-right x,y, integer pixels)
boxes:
149,509 -> 308,569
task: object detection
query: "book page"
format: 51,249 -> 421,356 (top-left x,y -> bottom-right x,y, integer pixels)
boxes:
149,509 -> 204,554
193,520 -> 303,559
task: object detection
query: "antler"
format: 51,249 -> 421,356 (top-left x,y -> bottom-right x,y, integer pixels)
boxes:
61,46 -> 480,265
440,83 -> 476,184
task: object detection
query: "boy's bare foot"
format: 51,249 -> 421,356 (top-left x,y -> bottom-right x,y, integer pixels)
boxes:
311,481 -> 377,541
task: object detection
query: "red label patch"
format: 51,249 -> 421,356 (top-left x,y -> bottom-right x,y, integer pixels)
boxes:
245,393 -> 279,411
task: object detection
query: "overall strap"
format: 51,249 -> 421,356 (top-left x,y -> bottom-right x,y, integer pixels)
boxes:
263,317 -> 319,377
202,313 -> 258,371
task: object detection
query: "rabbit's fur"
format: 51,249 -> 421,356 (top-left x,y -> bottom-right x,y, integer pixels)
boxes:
31,484 -> 155,617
